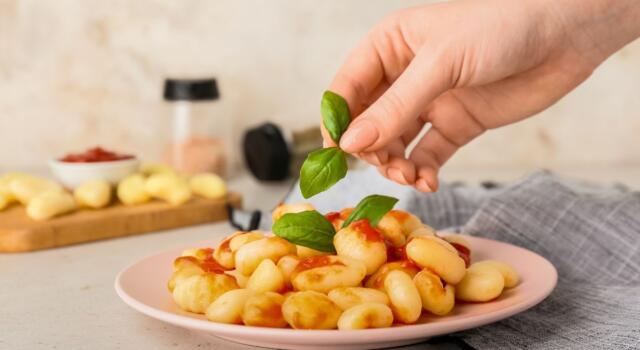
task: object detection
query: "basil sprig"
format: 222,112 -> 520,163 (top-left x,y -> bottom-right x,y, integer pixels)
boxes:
299,90 -> 352,199
299,147 -> 348,199
272,210 -> 336,252
272,195 -> 399,252
342,194 -> 399,228
321,90 -> 351,144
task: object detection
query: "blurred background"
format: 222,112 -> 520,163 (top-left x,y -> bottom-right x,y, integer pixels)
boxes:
1,0 -> 639,179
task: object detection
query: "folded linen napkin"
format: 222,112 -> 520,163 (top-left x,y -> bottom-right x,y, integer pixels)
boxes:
274,168 -> 640,350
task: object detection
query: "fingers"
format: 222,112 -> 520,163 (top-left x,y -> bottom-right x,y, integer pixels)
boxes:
358,117 -> 422,172
340,48 -> 453,153
329,39 -> 385,119
407,91 -> 487,191
358,151 -> 389,167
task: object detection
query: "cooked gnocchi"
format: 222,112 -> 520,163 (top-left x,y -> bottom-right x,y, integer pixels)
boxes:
169,205 -> 519,330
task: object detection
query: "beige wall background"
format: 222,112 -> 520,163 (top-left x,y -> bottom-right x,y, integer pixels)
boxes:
1,0 -> 639,171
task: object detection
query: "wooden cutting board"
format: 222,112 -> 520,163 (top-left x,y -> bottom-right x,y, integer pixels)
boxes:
0,192 -> 242,252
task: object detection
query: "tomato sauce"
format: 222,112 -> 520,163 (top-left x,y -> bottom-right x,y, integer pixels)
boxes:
59,146 -> 134,163
175,254 -> 228,274
218,238 -> 232,252
294,256 -> 343,273
351,219 -> 383,242
325,211 -> 341,222
385,241 -> 407,262
200,259 -> 227,274
200,248 -> 214,256
450,242 -> 471,267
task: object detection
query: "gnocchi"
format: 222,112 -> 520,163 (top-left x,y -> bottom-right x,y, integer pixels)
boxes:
235,236 -> 296,276
271,202 -> 315,223
296,245 -> 329,259
242,292 -> 287,328
168,202 -> 519,330
0,192 -> 8,211
377,214 -> 405,248
333,220 -> 387,275
406,236 -> 466,284
282,291 -> 342,329
213,231 -> 245,269
455,264 -> 505,302
470,260 -> 519,288
74,180 -> 112,209
413,269 -> 455,316
247,259 -> 285,293
206,289 -> 253,324
387,210 -> 424,235
172,273 -> 238,314
117,174 -> 150,205
337,303 -> 394,330
276,255 -> 300,288
365,261 -> 421,290
145,173 -> 192,205
10,175 -> 63,205
328,287 -> 389,310
26,190 -> 76,221
384,270 -> 422,324
189,173 -> 227,199
0,173 -> 24,206
291,256 -> 366,293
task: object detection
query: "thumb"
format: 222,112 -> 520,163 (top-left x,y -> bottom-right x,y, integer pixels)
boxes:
339,49 -> 454,153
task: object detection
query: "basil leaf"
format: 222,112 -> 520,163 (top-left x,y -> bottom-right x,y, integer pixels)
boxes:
272,210 -> 336,252
299,147 -> 348,199
321,90 -> 351,144
342,194 -> 399,228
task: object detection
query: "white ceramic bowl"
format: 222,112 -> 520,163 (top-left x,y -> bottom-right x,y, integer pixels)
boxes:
49,158 -> 140,189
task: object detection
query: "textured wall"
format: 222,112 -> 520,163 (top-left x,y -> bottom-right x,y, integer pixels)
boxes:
1,0 -> 639,170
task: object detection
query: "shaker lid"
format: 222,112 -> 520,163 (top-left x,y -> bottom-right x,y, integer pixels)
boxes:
243,123 -> 291,181
163,78 -> 220,101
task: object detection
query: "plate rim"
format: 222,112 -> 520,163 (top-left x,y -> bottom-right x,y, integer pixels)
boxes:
115,235 -> 558,344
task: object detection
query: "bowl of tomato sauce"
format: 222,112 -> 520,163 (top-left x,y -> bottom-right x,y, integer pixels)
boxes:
49,147 -> 140,188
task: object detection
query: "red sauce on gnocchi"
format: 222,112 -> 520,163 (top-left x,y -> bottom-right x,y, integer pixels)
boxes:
200,248 -> 214,256
450,242 -> 471,267
351,219 -> 384,242
325,212 -> 341,222
386,241 -> 408,261
200,257 -> 228,274
295,256 -> 344,273
388,210 -> 410,222
176,255 -> 228,274
218,238 -> 232,252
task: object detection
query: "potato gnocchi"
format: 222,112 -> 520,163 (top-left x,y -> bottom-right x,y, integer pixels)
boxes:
169,204 -> 519,330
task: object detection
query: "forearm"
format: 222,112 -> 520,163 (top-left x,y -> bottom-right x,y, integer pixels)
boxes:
548,0 -> 640,64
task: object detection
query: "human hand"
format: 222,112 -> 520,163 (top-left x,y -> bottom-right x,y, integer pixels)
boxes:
323,0 -> 640,191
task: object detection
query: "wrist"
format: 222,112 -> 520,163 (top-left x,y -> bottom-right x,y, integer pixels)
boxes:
548,0 -> 640,64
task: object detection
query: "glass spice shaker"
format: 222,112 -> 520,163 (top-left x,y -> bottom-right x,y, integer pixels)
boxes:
162,78 -> 228,176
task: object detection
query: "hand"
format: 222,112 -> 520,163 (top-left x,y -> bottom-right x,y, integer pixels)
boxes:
323,0 -> 640,192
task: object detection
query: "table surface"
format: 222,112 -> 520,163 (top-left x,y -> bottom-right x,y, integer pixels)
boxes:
2,166 -> 639,350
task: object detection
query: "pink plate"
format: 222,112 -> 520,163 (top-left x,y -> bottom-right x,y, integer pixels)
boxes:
115,235 -> 557,350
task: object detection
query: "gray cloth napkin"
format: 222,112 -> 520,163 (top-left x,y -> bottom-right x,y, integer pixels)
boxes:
274,168 -> 640,350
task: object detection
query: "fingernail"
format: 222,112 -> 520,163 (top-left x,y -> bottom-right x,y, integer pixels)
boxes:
340,120 -> 378,152
416,179 -> 433,192
388,168 -> 408,185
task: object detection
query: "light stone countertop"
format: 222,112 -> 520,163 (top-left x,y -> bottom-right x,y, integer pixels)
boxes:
1,166 -> 638,350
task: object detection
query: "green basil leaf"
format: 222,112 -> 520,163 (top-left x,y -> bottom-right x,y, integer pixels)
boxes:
299,147 -> 348,199
342,194 -> 399,228
321,90 -> 351,144
272,210 -> 336,252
